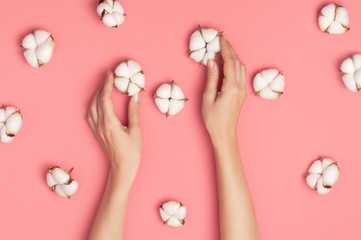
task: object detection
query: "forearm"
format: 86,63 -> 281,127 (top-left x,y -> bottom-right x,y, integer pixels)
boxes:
89,170 -> 132,240
212,133 -> 259,240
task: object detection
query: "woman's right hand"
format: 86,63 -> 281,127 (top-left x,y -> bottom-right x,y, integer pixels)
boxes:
202,36 -> 247,142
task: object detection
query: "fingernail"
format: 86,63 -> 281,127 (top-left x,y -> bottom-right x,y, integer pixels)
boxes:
134,94 -> 139,103
207,59 -> 214,68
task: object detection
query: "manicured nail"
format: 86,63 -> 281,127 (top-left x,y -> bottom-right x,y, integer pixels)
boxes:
207,59 -> 214,68
134,93 -> 139,103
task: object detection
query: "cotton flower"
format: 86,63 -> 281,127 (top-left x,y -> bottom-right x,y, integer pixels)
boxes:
114,60 -> 145,96
21,30 -> 55,67
306,157 -> 340,195
340,54 -> 361,92
189,25 -> 223,65
253,69 -> 284,99
160,201 -> 186,227
46,166 -> 79,199
318,3 -> 349,34
0,106 -> 23,143
97,0 -> 125,28
153,81 -> 188,117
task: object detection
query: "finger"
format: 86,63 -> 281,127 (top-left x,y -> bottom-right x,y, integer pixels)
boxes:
128,94 -> 140,132
220,36 -> 238,85
203,59 -> 219,103
89,80 -> 104,124
99,71 -> 117,119
87,113 -> 96,132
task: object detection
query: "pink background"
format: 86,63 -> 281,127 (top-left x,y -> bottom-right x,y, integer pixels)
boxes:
1,0 -> 360,239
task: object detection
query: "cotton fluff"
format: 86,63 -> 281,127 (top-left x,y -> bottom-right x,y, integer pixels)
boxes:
114,60 -> 145,96
306,157 -> 340,195
21,30 -> 55,67
253,69 -> 284,99
160,201 -> 186,227
46,166 -> 79,199
0,106 -> 23,143
153,81 -> 188,117
340,54 -> 361,92
97,0 -> 125,28
189,25 -> 222,65
318,3 -> 349,34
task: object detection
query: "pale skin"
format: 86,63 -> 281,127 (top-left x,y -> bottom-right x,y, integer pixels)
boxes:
88,36 -> 259,240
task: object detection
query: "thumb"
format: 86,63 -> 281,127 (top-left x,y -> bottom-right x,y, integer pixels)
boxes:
128,94 -> 140,130
204,59 -> 219,103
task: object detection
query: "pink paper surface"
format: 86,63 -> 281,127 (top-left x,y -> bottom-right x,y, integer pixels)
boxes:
1,0 -> 360,239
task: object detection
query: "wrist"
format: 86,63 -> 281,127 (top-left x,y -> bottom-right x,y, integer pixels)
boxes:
210,131 -> 239,150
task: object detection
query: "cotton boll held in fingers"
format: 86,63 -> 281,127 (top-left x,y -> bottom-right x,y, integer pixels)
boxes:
253,69 -> 284,99
21,29 -> 55,67
340,54 -> 361,92
318,3 -> 350,34
97,0 -> 125,28
159,201 -> 186,227
153,81 -> 188,117
306,157 -> 340,195
189,25 -> 222,65
114,60 -> 145,96
0,106 -> 23,143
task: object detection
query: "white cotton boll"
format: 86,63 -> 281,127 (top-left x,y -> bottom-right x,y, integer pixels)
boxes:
6,112 -> 23,134
253,69 -> 284,99
5,107 -> 17,118
340,57 -> 355,74
322,163 -> 340,186
155,98 -> 170,114
189,48 -> 206,63
202,51 -> 216,65
316,177 -> 331,195
306,173 -> 321,189
306,157 -> 339,194
318,4 -> 349,34
114,60 -> 145,96
127,83 -> 141,96
189,25 -> 222,65
97,0 -> 125,28
189,31 -> 206,51
62,180 -> 79,197
308,160 -> 323,174
24,49 -> 39,68
168,100 -> 185,116
340,54 -> 361,92
55,185 -> 68,197
155,83 -> 172,99
130,73 -> 145,88
154,81 -> 188,117
206,37 -> 220,53
51,167 -> 70,184
0,126 -> 14,143
22,30 -> 55,67
114,77 -> 130,93
21,34 -> 37,50
46,173 -> 57,188
34,30 -> 51,45
342,73 -> 357,92
36,41 -> 54,65
160,201 -> 186,227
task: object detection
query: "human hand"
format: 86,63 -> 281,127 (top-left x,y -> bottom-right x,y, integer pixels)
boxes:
87,72 -> 142,185
202,37 -> 246,142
